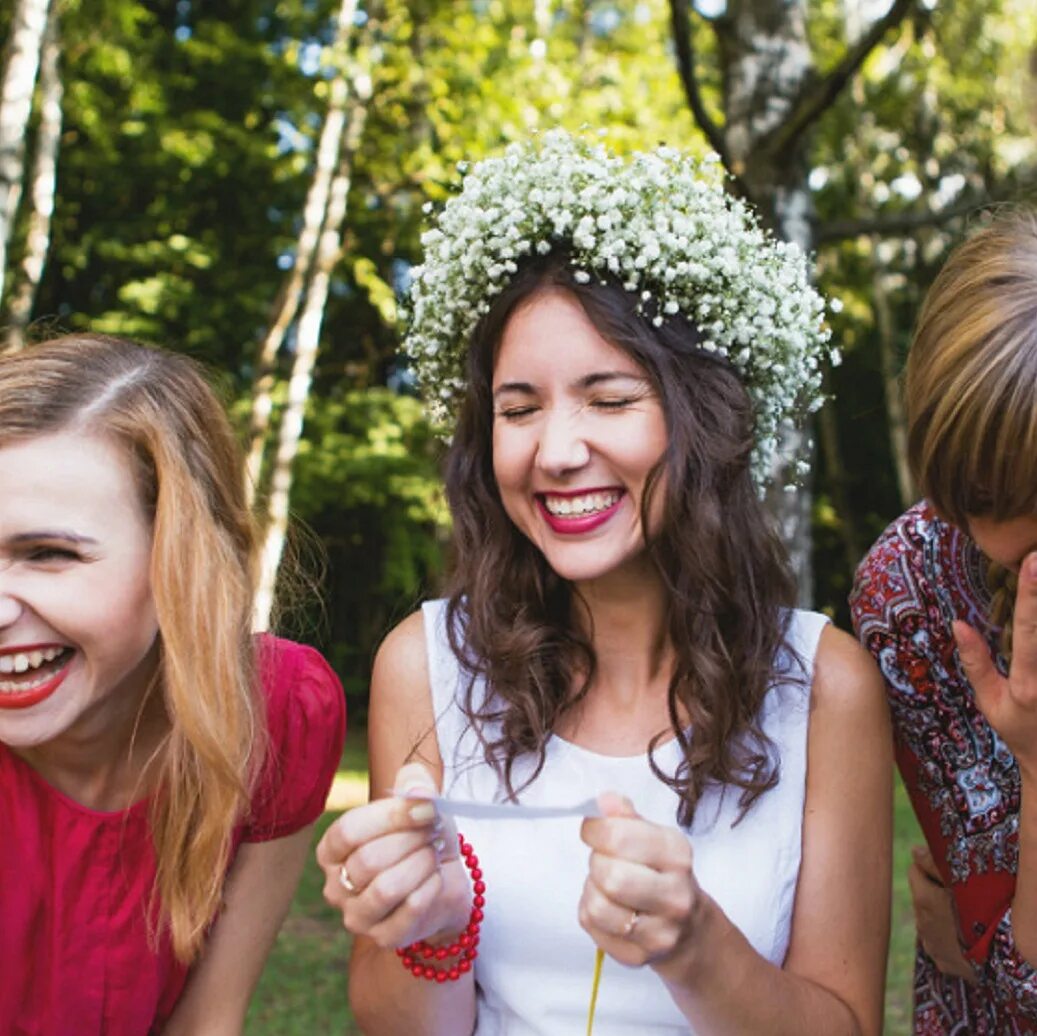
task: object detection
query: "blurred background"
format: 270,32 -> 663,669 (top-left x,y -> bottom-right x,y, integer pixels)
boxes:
2,0 -> 1036,1030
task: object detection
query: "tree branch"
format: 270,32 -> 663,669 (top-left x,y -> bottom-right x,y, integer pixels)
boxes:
667,0 -> 727,165
814,194 -> 997,245
768,0 -> 920,161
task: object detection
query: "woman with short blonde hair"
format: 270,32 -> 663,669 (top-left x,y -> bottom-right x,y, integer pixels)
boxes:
852,210 -> 1037,1033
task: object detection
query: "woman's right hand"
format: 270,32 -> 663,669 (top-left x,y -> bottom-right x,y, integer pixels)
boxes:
908,844 -> 976,983
317,762 -> 472,950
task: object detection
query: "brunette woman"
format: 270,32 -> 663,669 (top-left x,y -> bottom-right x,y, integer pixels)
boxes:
321,132 -> 890,1035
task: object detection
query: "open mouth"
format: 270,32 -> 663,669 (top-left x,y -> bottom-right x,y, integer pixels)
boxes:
539,489 -> 623,518
0,646 -> 74,697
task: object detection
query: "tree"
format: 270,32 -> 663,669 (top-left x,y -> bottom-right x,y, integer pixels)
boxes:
0,0 -> 54,305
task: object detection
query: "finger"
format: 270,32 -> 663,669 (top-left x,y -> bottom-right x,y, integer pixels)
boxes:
953,620 -> 1005,716
586,850 -> 691,919
581,815 -> 691,874
1012,553 -> 1037,680
391,763 -> 461,862
911,844 -> 944,884
342,828 -> 444,893
316,796 -> 437,870
348,838 -> 442,936
598,791 -> 640,819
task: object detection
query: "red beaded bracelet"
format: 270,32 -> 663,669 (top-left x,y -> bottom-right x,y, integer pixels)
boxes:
396,832 -> 485,982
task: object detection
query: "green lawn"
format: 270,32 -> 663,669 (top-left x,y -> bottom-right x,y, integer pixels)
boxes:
247,736 -> 922,1035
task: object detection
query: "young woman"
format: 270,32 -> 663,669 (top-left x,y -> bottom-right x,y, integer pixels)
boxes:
851,210 -> 1037,1033
0,333 -> 345,1035
320,132 -> 891,1034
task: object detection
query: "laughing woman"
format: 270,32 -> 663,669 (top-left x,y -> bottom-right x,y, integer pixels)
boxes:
318,132 -> 891,1035
0,334 -> 345,1035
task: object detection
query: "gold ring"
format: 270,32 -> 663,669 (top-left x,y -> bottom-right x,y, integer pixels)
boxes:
622,908 -> 640,937
339,864 -> 357,893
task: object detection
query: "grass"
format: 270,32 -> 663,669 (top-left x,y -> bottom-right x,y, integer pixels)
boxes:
247,729 -> 923,1034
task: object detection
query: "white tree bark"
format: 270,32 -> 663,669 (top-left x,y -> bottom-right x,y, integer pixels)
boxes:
4,0 -> 61,350
0,0 -> 53,305
670,0 -> 918,604
253,69 -> 373,631
244,0 -> 359,505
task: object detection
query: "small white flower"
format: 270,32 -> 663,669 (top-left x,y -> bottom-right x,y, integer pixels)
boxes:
404,131 -> 833,490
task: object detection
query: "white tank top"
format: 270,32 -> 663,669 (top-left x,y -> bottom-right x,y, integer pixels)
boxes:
423,599 -> 828,1036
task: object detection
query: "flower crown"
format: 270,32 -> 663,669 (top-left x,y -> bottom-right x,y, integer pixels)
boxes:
404,130 -> 834,488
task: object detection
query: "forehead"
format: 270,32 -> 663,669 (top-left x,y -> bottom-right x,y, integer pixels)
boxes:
493,289 -> 644,383
0,430 -> 146,533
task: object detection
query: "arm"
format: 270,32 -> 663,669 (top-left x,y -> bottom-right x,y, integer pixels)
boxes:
316,611 -> 477,1036
953,552 -> 1037,1023
162,826 -> 314,1035
580,626 -> 892,1035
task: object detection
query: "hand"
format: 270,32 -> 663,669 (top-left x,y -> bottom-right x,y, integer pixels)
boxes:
954,552 -> 1037,778
579,792 -> 707,978
316,762 -> 471,950
907,844 -> 976,984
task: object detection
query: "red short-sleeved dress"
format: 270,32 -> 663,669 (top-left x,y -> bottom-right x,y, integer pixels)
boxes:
0,635 -> 345,1036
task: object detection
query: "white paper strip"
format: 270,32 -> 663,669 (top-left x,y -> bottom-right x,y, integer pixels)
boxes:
403,793 -> 601,820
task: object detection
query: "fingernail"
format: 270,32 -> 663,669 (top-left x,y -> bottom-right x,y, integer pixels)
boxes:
1027,554 -> 1037,580
408,801 -> 436,823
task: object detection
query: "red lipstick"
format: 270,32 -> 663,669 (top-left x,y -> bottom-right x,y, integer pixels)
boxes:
535,489 -> 625,535
0,647 -> 73,710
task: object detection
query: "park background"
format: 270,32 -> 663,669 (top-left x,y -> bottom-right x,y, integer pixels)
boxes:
2,0 -> 1037,1030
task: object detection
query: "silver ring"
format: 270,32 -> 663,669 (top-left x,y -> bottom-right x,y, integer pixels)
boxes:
339,864 -> 357,893
622,909 -> 640,937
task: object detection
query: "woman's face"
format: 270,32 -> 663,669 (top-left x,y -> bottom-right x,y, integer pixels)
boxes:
0,430 -> 159,749
491,288 -> 668,586
966,513 -> 1037,573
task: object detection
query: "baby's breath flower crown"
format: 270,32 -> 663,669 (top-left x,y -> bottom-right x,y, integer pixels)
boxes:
405,130 -> 834,488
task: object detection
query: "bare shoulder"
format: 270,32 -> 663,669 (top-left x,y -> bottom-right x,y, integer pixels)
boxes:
810,622 -> 887,718
368,609 -> 441,790
372,608 -> 431,697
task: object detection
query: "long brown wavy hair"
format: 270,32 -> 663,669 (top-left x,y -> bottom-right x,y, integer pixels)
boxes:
905,209 -> 1037,657
442,256 -> 798,827
0,333 -> 264,962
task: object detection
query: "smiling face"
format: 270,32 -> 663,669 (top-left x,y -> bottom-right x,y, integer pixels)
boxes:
0,430 -> 160,749
491,288 -> 668,586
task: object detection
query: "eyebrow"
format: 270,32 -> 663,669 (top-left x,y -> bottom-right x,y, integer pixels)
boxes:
8,530 -> 99,546
492,371 -> 649,399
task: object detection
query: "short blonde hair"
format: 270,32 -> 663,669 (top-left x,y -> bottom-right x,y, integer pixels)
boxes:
906,209 -> 1037,528
0,334 -> 263,962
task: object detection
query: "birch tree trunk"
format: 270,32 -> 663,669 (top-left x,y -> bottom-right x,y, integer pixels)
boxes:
668,0 -> 918,604
253,71 -> 373,631
0,0 -> 53,305
244,0 -> 358,506
4,1 -> 61,350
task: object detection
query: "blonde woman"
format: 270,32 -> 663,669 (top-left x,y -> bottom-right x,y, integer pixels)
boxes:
852,211 -> 1037,1033
0,334 -> 345,1034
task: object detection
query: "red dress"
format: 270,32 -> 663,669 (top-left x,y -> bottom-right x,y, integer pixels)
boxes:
851,502 -> 1037,1033
0,636 -> 345,1036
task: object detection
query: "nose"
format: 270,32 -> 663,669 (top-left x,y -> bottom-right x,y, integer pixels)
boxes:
535,407 -> 591,476
0,565 -> 24,629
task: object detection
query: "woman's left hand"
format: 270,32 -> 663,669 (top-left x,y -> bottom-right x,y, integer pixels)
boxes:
578,792 -> 708,974
954,552 -> 1037,778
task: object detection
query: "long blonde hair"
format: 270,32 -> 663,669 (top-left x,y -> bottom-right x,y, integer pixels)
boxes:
0,333 -> 264,962
906,209 -> 1037,653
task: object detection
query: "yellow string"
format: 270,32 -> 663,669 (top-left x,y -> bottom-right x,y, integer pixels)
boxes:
586,948 -> 605,1036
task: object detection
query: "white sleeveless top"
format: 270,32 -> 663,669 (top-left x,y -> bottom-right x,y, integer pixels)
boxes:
423,599 -> 828,1036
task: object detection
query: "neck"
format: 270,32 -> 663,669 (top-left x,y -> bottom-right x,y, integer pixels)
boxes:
572,562 -> 672,704
14,647 -> 168,811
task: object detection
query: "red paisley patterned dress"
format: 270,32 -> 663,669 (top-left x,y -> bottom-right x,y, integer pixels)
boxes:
851,501 -> 1037,1034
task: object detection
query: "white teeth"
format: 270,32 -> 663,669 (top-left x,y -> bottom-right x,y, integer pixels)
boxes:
543,490 -> 621,517
0,646 -> 66,675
